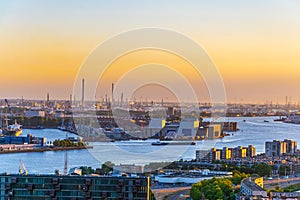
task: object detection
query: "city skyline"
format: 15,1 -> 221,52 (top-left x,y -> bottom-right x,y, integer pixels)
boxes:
1,0 -> 300,104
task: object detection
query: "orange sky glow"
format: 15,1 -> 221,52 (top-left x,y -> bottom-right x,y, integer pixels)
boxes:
1,1 -> 300,104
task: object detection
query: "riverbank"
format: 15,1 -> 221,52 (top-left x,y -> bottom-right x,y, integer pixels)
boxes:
0,145 -> 93,154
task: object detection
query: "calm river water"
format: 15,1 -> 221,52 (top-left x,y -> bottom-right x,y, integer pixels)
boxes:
1,116 -> 300,174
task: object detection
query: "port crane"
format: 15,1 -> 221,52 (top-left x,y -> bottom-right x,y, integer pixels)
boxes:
19,160 -> 28,175
4,99 -> 14,117
2,99 -> 11,128
64,132 -> 68,175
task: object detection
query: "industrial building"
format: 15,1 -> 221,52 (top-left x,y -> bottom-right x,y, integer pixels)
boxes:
144,118 -> 165,138
24,110 -> 46,118
197,124 -> 221,139
0,134 -> 46,146
177,118 -> 199,138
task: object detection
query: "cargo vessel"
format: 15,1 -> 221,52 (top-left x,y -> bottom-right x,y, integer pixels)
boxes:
284,113 -> 300,124
0,120 -> 23,136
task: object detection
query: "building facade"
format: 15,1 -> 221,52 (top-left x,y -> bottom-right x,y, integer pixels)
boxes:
196,145 -> 256,163
221,147 -> 232,160
270,192 -> 300,200
197,124 -> 221,139
0,174 -> 153,200
239,177 -> 268,200
24,110 -> 45,118
196,148 -> 221,163
265,139 -> 297,157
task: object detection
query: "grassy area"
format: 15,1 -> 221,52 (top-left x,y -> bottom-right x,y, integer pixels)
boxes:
269,182 -> 300,193
283,183 -> 300,192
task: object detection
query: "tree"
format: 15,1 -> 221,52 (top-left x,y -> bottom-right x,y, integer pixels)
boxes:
252,163 -> 272,177
102,161 -> 115,174
229,170 -> 249,185
190,177 -> 235,200
190,185 -> 202,200
80,166 -> 95,175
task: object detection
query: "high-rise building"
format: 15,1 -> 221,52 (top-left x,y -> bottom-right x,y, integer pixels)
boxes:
196,148 -> 221,163
196,149 -> 212,162
265,139 -> 297,157
211,148 -> 221,162
196,145 -> 256,163
285,139 -> 297,154
222,147 -> 232,160
246,145 -> 256,157
232,146 -> 247,158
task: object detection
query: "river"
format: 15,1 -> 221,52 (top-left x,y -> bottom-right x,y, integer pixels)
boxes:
1,116 -> 300,174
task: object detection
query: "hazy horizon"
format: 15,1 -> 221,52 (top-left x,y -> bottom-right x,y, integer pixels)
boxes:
1,0 -> 300,104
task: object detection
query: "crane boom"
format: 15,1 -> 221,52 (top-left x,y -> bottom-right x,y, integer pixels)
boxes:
4,99 -> 14,116
19,160 -> 28,175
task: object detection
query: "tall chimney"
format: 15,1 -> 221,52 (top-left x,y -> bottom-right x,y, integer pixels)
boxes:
81,79 -> 85,108
112,83 -> 114,104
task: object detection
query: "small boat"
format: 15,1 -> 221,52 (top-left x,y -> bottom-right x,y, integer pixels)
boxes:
264,120 -> 269,123
151,141 -> 169,146
274,117 -> 286,122
152,141 -> 196,146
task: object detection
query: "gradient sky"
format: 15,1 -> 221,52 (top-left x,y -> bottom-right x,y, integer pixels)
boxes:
0,0 -> 300,104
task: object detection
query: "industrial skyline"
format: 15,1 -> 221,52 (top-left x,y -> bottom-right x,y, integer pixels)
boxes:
1,1 -> 300,103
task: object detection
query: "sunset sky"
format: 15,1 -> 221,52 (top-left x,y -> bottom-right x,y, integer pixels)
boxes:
0,0 -> 300,104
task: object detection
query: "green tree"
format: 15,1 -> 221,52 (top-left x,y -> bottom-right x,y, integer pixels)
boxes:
80,166 -> 95,175
252,163 -> 272,177
190,185 -> 202,200
229,170 -> 249,185
190,177 -> 235,200
102,161 -> 115,174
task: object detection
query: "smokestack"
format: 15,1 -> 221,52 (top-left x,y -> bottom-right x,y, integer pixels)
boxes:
81,79 -> 85,108
69,94 -> 72,107
112,83 -> 114,104
121,92 -> 123,107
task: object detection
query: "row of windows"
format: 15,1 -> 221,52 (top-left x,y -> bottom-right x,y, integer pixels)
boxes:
3,177 -> 146,186
3,183 -> 145,191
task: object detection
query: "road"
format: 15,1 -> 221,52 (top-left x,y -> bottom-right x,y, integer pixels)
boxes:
168,189 -> 190,200
264,177 -> 300,189
151,186 -> 191,200
265,177 -> 300,185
